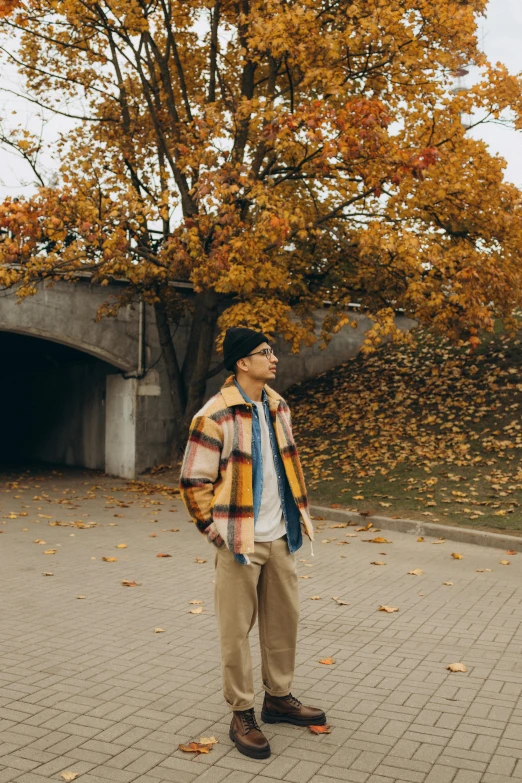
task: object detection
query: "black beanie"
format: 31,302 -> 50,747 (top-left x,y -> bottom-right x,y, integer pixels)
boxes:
223,327 -> 269,371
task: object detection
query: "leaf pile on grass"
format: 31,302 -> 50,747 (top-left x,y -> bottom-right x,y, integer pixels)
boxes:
287,326 -> 522,531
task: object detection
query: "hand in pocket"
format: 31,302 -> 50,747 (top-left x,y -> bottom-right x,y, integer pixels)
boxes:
207,524 -> 225,549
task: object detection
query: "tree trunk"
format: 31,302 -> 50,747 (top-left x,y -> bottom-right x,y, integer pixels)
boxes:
153,300 -> 187,459
182,289 -> 221,428
154,290 -> 222,462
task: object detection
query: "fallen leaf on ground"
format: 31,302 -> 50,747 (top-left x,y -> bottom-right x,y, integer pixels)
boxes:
318,658 -> 336,665
332,597 -> 349,605
443,581 -> 453,586
417,537 -> 425,542
102,557 -> 117,562
330,523 -> 348,529
200,736 -> 218,745
195,557 -> 207,564
308,724 -> 332,734
77,596 -> 86,600
189,600 -> 203,605
190,607 -> 203,614
432,540 -> 446,544
116,544 -> 127,549
121,580 -> 141,587
451,553 -> 463,559
42,572 -> 54,576
499,560 -> 510,565
379,606 -> 399,613
408,569 -> 423,576
60,773 -> 79,782
154,628 -> 165,633
299,575 -> 311,579
506,550 -> 517,555
156,553 -> 172,558
178,742 -> 213,755
43,550 -> 56,554
310,596 -> 322,600
365,537 -> 391,544
447,662 -> 467,673
476,568 -> 493,572
371,561 -> 386,566
34,539 -> 46,544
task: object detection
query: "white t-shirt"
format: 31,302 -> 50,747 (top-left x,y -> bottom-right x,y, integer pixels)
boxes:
253,400 -> 287,542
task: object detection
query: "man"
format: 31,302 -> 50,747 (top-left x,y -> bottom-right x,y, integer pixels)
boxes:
180,327 -> 326,760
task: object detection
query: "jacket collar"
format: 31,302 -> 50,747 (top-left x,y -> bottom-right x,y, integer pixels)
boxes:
220,374 -> 282,411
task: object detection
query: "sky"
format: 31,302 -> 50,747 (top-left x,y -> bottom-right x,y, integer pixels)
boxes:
0,0 -> 521,199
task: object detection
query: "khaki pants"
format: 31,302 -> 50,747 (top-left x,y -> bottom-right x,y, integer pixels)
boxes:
214,536 -> 299,711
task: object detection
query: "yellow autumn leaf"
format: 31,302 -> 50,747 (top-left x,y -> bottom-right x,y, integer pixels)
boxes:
447,662 -> 467,673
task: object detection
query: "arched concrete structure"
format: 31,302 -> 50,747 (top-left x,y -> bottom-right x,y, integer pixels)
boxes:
0,278 -> 416,478
0,281 -> 142,371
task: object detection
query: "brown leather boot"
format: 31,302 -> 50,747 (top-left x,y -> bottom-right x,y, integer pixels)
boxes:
229,708 -> 271,759
261,692 -> 326,726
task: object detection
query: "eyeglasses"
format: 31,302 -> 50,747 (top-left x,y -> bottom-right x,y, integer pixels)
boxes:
246,347 -> 275,359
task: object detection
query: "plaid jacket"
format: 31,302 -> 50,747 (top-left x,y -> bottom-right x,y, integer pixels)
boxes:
179,375 -> 314,556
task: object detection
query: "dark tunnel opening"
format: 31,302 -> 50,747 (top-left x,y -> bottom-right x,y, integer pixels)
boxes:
0,332 -> 120,470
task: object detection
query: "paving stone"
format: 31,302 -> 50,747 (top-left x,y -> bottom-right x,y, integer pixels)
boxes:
283,760 -> 322,782
258,756 -> 297,779
3,472 -> 522,783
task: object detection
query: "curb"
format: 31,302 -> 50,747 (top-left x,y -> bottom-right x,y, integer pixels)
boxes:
310,504 -> 521,552
133,476 -> 520,553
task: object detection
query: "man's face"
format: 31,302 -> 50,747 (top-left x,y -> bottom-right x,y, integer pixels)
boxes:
237,342 -> 278,381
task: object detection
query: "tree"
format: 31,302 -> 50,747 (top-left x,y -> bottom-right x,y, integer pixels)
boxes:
1,0 -> 522,455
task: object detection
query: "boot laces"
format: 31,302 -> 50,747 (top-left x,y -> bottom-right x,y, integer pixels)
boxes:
240,708 -> 260,733
283,693 -> 302,708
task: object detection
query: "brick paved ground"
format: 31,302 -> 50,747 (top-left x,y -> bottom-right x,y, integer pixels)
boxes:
1,467 -> 522,783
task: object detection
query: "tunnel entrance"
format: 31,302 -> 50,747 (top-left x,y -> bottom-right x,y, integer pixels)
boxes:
0,332 -> 120,470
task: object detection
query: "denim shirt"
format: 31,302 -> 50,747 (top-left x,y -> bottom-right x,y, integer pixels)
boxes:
233,379 -> 302,564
